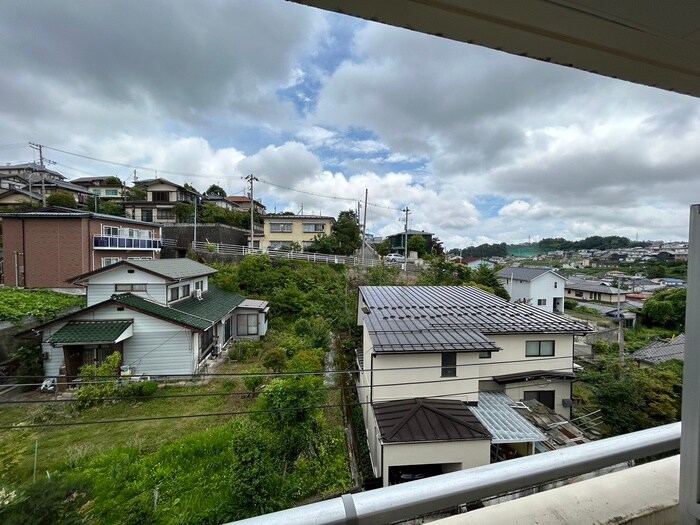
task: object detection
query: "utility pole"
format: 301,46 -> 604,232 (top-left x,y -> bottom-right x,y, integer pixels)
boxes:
193,194 -> 198,251
29,142 -> 46,206
361,189 -> 368,262
616,279 -> 625,361
402,206 -> 410,271
246,174 -> 259,251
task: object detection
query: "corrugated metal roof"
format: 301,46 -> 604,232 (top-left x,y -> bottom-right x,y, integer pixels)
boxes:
497,267 -> 557,282
46,320 -> 133,344
238,299 -> 269,310
470,391 -> 547,443
565,278 -> 624,295
360,286 -> 588,335
373,398 -> 491,443
634,334 -> 685,365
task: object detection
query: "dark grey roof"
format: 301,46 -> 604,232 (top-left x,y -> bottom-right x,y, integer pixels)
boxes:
127,259 -> 217,280
633,334 -> 685,365
360,286 -> 589,337
365,316 -> 499,353
497,267 -> 561,282
373,398 -> 491,443
133,178 -> 199,194
0,207 -> 157,226
565,278 -> 624,295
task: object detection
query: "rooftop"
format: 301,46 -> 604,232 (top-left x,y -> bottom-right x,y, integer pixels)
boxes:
373,398 -> 491,443
470,391 -> 547,444
45,320 -> 133,345
497,267 -> 562,282
1,206 -> 157,226
127,258 -> 217,280
633,334 -> 685,365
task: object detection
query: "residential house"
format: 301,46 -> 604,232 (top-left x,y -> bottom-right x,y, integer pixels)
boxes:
224,195 -> 267,215
386,229 -> 433,257
1,207 -> 161,288
23,259 -> 268,382
70,176 -> 124,200
357,285 -> 588,485
633,334 -> 685,367
0,162 -> 66,183
453,257 -> 496,270
564,277 -> 626,303
0,188 -> 43,209
202,195 -> 241,212
261,214 -> 335,251
497,267 -> 566,313
39,178 -> 94,206
125,178 -> 199,224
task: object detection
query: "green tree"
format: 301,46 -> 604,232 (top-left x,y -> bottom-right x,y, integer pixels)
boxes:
375,238 -> 391,256
104,176 -> 122,186
205,184 -> 226,197
174,202 -> 195,222
124,186 -> 146,201
641,288 -> 686,330
331,210 -> 362,256
408,235 -> 428,258
307,233 -> 337,254
46,192 -> 76,208
365,264 -> 401,286
262,348 -> 288,373
98,199 -> 125,217
183,182 -> 199,194
417,258 -> 472,285
471,264 -> 510,300
243,367 -> 266,395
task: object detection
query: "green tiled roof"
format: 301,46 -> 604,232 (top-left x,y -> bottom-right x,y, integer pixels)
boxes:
113,285 -> 244,330
129,259 -> 217,280
46,320 -> 133,344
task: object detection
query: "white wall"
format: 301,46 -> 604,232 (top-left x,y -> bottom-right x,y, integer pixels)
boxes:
479,333 -> 574,380
504,380 -> 572,419
502,273 -> 565,313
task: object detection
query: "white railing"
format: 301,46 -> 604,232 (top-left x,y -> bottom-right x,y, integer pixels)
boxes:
92,234 -> 161,250
184,240 -> 418,272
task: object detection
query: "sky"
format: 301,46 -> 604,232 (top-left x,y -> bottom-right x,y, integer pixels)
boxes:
1,0 -> 699,249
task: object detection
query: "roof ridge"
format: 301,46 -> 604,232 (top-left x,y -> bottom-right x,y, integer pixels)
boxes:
384,399 -> 489,441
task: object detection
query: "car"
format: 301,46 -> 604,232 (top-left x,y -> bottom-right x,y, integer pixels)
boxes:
384,253 -> 406,263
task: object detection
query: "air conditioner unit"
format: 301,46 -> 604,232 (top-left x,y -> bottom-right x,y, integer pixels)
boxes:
562,398 -> 574,407
193,289 -> 203,300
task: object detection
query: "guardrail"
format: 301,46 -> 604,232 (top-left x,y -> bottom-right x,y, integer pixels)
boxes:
227,422 -> 681,525
180,241 -> 420,272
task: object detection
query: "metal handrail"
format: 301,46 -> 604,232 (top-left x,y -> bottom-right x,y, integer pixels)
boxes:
227,422 -> 681,525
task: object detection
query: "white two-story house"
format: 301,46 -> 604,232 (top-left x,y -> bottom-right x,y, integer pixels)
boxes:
24,259 -> 268,383
357,285 -> 588,485
497,267 -> 566,313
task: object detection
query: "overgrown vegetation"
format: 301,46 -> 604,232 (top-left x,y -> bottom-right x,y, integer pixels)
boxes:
0,289 -> 84,323
416,259 -> 510,299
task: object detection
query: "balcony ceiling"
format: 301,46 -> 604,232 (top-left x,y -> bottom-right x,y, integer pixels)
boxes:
292,0 -> 700,98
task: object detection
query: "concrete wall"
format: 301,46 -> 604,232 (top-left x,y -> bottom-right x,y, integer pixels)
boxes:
261,216 -> 335,251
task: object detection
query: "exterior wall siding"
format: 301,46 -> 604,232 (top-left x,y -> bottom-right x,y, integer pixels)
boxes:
261,216 -> 335,251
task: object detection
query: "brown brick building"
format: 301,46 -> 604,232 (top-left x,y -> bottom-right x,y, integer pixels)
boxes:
1,207 -> 161,288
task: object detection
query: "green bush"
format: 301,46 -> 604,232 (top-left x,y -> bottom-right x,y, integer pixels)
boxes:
119,381 -> 158,398
564,299 -> 578,310
230,340 -> 263,361
76,353 -> 122,408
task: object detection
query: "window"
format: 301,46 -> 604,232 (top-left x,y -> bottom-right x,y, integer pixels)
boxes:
303,223 -> 325,233
302,241 -> 314,250
237,314 -> 258,336
181,284 -> 190,296
102,257 -> 121,267
479,351 -> 492,359
115,283 -> 146,292
575,291 -> 583,297
524,390 -> 556,410
151,191 -> 170,202
270,222 -> 293,233
441,352 -> 456,377
526,340 -> 555,357
170,287 -> 180,301
102,225 -> 119,236
157,208 -> 175,220
537,298 -> 547,306
195,280 -> 203,290
105,189 -> 119,196
269,241 -> 293,250
554,282 -> 558,288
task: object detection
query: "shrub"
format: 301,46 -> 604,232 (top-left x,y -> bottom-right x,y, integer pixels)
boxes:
119,381 -> 158,398
230,340 -> 263,361
262,348 -> 287,373
243,367 -> 266,395
76,352 -> 122,408
564,299 -> 578,310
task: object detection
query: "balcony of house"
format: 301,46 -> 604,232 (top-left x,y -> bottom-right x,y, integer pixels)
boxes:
93,234 -> 162,250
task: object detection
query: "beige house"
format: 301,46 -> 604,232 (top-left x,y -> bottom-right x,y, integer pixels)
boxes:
357,285 -> 588,486
125,178 -> 199,224
565,278 -> 626,304
261,214 -> 335,251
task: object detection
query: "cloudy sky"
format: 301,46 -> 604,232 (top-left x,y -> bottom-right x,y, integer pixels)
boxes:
1,1 -> 699,248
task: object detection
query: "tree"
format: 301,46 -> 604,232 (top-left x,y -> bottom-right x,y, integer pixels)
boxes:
46,192 -> 76,208
307,233 -> 337,254
376,239 -> 391,256
98,200 -> 125,217
124,186 -> 146,201
431,237 -> 445,256
173,202 -> 195,222
471,264 -> 510,300
641,288 -> 686,330
104,176 -> 122,185
417,258 -> 472,285
205,184 -> 226,197
183,182 -> 198,194
407,235 -> 428,258
331,210 -> 362,256
262,348 -> 287,373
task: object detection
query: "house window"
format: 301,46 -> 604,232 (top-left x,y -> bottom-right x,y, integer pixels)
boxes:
269,241 -> 293,250
181,284 -> 190,296
270,222 -> 293,233
169,287 -> 180,301
524,390 -> 556,410
195,281 -> 203,290
479,351 -> 492,359
237,314 -> 258,336
441,352 -> 456,377
105,189 -> 119,196
554,282 -> 558,288
303,223 -> 325,233
115,284 -> 146,292
575,291 -> 583,297
102,225 -> 119,236
302,241 -> 314,250
526,340 -> 555,357
157,208 -> 175,220
102,257 -> 121,267
151,191 -> 170,202
537,299 -> 547,306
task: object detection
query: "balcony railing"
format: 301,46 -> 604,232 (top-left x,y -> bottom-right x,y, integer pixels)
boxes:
93,235 -> 162,250
227,422 -> 681,525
